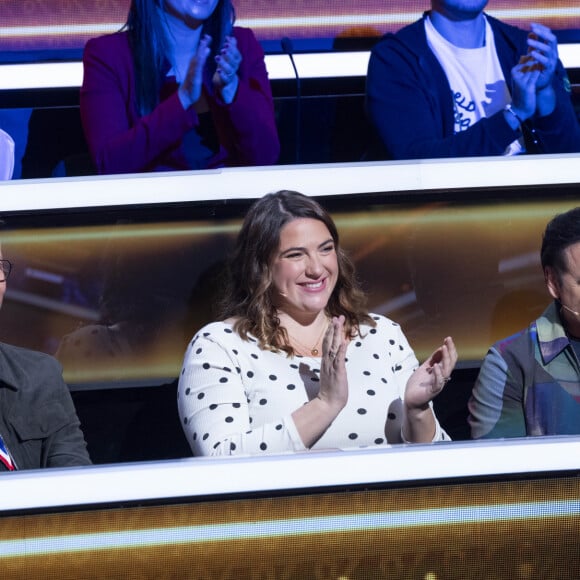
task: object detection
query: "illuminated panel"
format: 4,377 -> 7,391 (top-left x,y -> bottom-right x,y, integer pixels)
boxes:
0,52 -> 371,90
2,46 -> 580,90
0,156 -> 579,212
0,466 -> 578,578
0,437 -> 578,511
2,497 -> 578,554
0,443 -> 579,578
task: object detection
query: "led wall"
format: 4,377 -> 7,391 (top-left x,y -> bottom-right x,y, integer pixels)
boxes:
1,475 -> 579,578
1,0 -> 580,56
0,174 -> 575,385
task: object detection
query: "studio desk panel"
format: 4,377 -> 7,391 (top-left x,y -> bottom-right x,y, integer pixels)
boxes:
0,437 -> 579,579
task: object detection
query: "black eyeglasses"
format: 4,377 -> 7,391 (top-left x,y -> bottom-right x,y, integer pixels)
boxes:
0,260 -> 12,283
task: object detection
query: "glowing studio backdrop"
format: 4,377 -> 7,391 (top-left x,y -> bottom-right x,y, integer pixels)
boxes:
1,0 -> 580,55
0,194 -> 575,386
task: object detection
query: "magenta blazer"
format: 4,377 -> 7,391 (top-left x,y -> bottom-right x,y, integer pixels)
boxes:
80,27 -> 280,174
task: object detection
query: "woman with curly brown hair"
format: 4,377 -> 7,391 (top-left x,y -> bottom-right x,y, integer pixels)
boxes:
178,191 -> 456,456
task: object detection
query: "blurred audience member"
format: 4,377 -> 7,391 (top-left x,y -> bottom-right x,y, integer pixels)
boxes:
366,1 -> 580,159
80,0 -> 279,174
469,207 -> 580,439
56,242 -> 192,380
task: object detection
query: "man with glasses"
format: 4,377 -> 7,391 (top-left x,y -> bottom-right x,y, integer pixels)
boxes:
0,255 -> 91,471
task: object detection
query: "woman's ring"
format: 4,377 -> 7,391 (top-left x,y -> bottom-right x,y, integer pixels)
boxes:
328,351 -> 336,359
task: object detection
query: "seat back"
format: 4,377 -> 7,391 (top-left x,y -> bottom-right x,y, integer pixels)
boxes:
0,129 -> 15,180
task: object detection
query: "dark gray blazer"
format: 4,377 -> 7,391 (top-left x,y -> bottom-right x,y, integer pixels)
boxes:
0,342 -> 91,470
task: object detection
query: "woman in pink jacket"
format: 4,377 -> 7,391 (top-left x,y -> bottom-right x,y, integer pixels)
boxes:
80,0 -> 280,175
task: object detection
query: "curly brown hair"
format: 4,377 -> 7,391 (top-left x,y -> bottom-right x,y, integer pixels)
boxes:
219,190 -> 375,355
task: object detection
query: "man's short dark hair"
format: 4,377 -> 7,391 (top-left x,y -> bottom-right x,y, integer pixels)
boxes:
540,207 -> 580,273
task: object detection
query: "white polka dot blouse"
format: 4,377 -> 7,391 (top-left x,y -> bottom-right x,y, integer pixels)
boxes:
178,314 -> 448,456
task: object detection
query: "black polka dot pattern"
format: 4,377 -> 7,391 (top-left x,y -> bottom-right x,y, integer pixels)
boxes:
177,315 -> 438,457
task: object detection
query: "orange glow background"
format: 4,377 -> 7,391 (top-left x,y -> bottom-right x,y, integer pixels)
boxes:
0,197 -> 575,385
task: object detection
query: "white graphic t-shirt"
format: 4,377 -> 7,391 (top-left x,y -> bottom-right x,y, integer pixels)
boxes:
425,15 -> 524,155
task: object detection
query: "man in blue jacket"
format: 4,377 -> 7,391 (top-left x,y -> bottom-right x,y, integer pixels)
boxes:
366,0 -> 580,159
